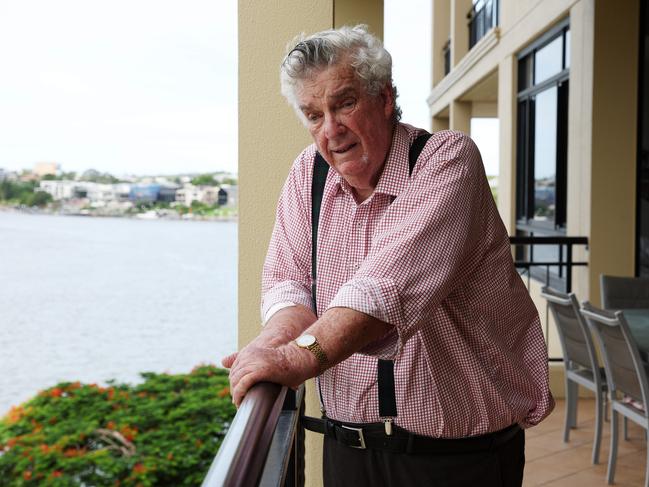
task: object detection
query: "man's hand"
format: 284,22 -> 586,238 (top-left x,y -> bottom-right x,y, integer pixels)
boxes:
226,341 -> 318,406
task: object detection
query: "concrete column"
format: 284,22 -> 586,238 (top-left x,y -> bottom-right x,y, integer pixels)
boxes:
449,100 -> 471,135
334,0 -> 383,38
239,4 -> 332,487
497,55 -> 517,233
450,0 -> 472,67
239,2 -> 383,486
431,0 -> 451,85
432,116 -> 450,132
587,0 -> 639,302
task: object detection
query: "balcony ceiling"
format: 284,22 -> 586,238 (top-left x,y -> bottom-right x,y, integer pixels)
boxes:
458,70 -> 498,102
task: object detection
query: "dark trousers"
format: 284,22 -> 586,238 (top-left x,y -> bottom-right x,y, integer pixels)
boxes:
323,428 -> 525,487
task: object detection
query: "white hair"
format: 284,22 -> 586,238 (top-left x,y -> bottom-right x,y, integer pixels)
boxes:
280,24 -> 402,123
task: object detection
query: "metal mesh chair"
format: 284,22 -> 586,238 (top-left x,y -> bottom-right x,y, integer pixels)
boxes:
601,275 -> 649,310
541,286 -> 607,464
581,303 -> 649,486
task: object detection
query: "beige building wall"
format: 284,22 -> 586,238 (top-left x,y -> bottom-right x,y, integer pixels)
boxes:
239,2 -> 382,485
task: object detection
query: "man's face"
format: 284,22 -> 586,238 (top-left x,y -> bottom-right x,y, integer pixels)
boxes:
296,63 -> 394,197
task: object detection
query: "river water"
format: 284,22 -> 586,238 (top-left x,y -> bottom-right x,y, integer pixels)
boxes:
0,211 -> 237,416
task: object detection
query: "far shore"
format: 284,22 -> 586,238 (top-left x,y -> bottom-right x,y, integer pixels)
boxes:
0,204 -> 238,223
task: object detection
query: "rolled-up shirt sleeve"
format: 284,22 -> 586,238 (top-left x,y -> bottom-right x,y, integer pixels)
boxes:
261,148 -> 316,322
328,132 -> 488,357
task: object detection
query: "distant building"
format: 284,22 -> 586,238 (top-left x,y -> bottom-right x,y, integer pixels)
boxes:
129,184 -> 177,203
220,185 -> 238,208
39,180 -> 78,200
0,168 -> 5,181
33,162 -> 60,178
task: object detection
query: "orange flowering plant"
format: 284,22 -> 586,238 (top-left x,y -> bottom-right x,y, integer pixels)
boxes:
0,365 -> 235,486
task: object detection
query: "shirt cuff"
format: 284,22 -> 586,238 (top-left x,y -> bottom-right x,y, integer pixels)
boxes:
327,277 -> 406,359
261,281 -> 313,322
263,301 -> 296,325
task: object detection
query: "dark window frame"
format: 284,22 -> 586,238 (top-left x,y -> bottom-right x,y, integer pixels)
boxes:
516,19 -> 571,284
516,20 -> 570,234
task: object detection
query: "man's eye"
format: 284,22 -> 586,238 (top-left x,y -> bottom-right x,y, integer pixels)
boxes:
307,113 -> 321,122
341,99 -> 355,109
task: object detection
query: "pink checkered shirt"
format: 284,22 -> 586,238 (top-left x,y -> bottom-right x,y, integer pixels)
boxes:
262,123 -> 554,438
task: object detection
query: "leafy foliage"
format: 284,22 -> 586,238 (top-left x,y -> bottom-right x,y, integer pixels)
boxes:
79,169 -> 122,184
0,365 -> 235,486
189,175 -> 218,187
0,181 -> 52,207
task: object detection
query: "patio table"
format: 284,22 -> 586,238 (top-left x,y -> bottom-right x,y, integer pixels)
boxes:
622,309 -> 649,362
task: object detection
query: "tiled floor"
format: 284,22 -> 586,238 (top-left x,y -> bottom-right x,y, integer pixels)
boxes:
524,398 -> 647,486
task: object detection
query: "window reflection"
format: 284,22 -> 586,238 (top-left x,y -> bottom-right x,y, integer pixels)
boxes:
534,87 -> 558,222
534,36 -> 563,84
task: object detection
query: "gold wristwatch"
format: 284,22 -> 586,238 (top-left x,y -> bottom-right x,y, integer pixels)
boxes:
295,334 -> 328,369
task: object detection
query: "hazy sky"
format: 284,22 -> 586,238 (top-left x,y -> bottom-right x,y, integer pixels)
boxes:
0,0 -> 237,176
0,1 -> 498,177
384,0 -> 499,176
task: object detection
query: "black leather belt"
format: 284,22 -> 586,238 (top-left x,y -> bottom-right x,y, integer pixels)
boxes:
301,416 -> 521,454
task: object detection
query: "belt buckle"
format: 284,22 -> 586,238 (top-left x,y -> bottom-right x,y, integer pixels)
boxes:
341,425 -> 366,449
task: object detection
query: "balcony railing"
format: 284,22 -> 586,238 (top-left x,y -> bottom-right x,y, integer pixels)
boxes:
202,382 -> 305,487
510,235 -> 589,362
443,38 -> 451,75
509,235 -> 588,294
468,0 -> 499,49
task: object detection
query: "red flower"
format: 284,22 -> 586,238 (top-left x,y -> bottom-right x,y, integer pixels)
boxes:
51,470 -> 63,478
217,386 -> 230,398
106,421 -> 116,430
50,387 -> 63,398
23,471 -> 32,481
133,463 -> 147,474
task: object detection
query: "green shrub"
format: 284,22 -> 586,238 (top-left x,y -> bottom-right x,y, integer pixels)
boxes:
0,365 -> 235,486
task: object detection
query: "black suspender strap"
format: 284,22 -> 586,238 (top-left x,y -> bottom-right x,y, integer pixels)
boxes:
408,132 -> 432,176
377,359 -> 398,417
311,152 -> 330,314
310,131 -> 432,419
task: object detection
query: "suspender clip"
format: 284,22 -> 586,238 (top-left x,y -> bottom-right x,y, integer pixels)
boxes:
383,418 -> 393,436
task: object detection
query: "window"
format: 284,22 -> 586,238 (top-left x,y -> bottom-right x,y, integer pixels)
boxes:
468,0 -> 499,49
516,21 -> 570,232
516,21 -> 570,287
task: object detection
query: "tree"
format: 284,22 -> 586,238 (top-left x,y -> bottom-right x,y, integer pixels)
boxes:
0,366 -> 235,486
190,174 -> 218,186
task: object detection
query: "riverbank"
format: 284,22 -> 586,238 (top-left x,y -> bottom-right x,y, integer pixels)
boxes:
0,204 -> 238,222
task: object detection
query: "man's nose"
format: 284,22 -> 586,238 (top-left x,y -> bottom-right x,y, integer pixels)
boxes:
323,114 -> 345,139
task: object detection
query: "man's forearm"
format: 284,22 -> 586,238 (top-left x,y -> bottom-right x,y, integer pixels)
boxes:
259,304 -> 318,346
299,307 -> 394,368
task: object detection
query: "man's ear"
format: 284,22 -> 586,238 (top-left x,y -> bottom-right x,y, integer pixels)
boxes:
381,84 -> 394,119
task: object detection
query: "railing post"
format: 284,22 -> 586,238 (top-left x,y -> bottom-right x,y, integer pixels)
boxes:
566,244 -> 573,293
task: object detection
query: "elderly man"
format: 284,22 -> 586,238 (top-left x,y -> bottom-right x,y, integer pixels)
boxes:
224,25 -> 554,487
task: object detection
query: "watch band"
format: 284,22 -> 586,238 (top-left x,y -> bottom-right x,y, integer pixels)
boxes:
295,334 -> 328,369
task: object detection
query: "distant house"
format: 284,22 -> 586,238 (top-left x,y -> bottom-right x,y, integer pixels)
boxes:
175,184 -> 220,206
129,184 -> 177,203
218,188 -> 228,206
219,185 -> 238,208
33,162 -> 60,178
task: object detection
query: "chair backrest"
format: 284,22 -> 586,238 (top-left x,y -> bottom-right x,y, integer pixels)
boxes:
581,302 -> 649,405
600,274 -> 649,309
541,286 -> 599,372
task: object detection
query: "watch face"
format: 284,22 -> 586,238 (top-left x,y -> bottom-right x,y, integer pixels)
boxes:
296,334 -> 316,347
